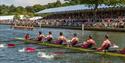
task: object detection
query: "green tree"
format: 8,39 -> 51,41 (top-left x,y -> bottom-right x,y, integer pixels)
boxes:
8,5 -> 16,15
0,5 -> 9,15
27,12 -> 34,18
46,0 -> 62,8
25,6 -> 34,13
68,0 -> 81,5
33,4 -> 45,12
69,0 -> 125,10
62,2 -> 70,6
54,0 -> 62,7
14,14 -> 20,20
15,6 -> 26,14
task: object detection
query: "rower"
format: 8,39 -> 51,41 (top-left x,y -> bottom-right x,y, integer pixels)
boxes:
24,33 -> 30,40
120,48 -> 125,54
81,35 -> 96,49
71,33 -> 79,46
46,31 -> 53,42
37,32 -> 45,41
55,32 -> 67,44
97,35 -> 111,51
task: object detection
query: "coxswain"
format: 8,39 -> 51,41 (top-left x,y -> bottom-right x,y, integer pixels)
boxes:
97,35 -> 112,51
119,48 -> 125,54
81,35 -> 96,49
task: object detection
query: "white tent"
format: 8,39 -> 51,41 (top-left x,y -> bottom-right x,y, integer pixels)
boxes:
0,15 -> 37,20
0,15 -> 14,20
29,16 -> 42,20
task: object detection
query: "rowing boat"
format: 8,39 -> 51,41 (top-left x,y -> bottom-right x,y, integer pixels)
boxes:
12,26 -> 34,30
15,37 -> 125,58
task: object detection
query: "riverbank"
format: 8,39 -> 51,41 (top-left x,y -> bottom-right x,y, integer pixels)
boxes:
1,24 -> 125,32
40,25 -> 125,32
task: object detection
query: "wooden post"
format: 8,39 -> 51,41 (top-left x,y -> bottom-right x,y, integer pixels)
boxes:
82,24 -> 84,38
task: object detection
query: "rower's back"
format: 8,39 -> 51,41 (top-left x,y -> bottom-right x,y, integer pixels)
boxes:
46,32 -> 53,42
57,32 -> 67,44
81,35 -> 96,49
97,35 -> 112,51
37,32 -> 45,41
120,48 -> 125,54
71,33 -> 79,46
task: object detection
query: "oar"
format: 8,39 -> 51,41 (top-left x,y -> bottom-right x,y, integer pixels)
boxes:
48,50 -> 97,55
0,38 -> 17,42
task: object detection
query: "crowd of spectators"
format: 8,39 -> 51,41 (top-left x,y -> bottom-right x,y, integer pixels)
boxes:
41,10 -> 125,28
10,19 -> 39,27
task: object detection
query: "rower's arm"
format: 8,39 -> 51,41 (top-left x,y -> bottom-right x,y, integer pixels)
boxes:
93,41 -> 97,48
100,41 -> 105,48
71,38 -> 74,42
63,37 -> 67,43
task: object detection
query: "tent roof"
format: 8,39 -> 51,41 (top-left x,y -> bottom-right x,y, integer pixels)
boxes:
37,4 -> 115,14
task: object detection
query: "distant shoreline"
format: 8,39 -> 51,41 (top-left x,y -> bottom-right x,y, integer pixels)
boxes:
0,24 -> 125,32
40,25 -> 125,32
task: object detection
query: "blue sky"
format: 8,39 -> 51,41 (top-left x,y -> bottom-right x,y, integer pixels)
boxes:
0,0 -> 65,7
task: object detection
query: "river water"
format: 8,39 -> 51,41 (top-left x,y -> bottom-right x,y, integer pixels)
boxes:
0,25 -> 125,63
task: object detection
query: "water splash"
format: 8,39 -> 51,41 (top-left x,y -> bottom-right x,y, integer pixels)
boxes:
0,44 -> 7,48
18,48 -> 25,52
37,52 -> 55,59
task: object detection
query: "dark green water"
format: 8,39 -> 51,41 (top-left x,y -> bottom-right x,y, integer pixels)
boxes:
0,25 -> 125,63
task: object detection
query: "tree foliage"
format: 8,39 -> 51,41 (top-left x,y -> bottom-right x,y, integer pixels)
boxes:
0,0 -> 62,16
13,14 -> 20,20
69,0 -> 125,9
33,4 -> 45,12
0,0 -> 125,16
